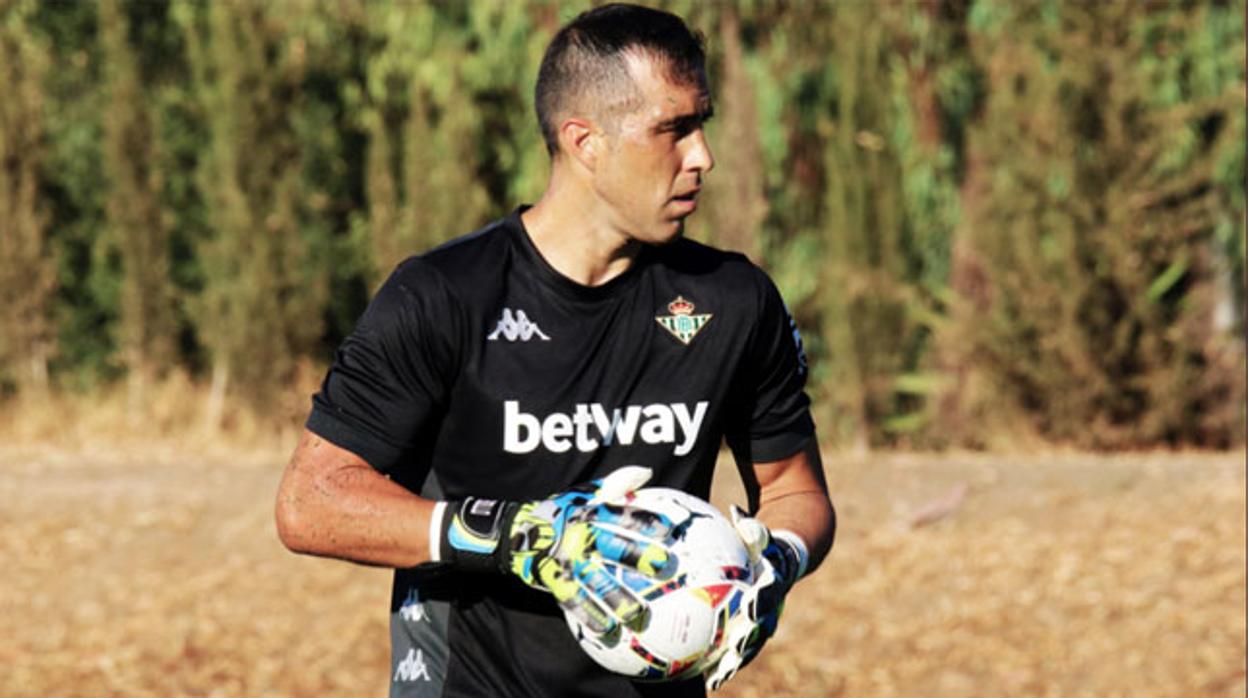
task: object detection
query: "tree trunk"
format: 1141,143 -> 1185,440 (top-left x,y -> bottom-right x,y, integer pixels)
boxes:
25,342 -> 49,398
710,5 -> 766,260
205,357 -> 229,433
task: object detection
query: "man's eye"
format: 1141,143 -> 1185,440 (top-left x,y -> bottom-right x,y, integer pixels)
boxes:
657,117 -> 706,140
671,124 -> 698,139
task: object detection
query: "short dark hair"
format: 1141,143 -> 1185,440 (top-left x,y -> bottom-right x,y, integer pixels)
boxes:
535,3 -> 707,156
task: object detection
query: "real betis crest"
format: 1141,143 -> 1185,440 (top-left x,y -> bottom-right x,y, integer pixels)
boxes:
656,295 -> 712,345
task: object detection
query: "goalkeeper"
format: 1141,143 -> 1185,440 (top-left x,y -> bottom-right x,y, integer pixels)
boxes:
275,4 -> 835,697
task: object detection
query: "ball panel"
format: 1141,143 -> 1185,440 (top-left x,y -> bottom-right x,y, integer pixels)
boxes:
564,487 -> 755,681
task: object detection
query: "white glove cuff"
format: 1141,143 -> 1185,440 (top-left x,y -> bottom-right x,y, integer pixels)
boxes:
771,529 -> 810,580
428,501 -> 449,563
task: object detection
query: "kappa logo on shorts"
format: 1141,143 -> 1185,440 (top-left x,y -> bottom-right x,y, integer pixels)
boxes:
656,295 -> 712,345
399,588 -> 429,624
394,647 -> 431,683
487,308 -> 550,342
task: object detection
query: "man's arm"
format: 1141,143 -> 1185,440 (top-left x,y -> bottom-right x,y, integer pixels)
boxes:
275,428 -> 436,568
704,438 -> 835,690
743,439 -> 835,573
277,429 -> 680,636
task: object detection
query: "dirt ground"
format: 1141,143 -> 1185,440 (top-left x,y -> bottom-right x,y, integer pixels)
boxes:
0,447 -> 1243,697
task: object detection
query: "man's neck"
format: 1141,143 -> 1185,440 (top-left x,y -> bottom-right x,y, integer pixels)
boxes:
520,180 -> 642,288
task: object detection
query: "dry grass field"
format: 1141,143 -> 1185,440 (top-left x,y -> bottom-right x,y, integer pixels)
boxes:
0,446 -> 1243,697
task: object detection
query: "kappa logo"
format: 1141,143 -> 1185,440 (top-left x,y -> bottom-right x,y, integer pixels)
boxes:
394,647 -> 431,683
488,308 -> 550,342
399,588 -> 429,624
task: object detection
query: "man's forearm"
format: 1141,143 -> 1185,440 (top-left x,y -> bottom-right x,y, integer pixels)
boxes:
751,441 -> 836,575
276,430 -> 437,568
756,490 -> 836,574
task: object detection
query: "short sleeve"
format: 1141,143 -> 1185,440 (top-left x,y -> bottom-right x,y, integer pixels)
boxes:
732,267 -> 815,462
306,259 -> 461,473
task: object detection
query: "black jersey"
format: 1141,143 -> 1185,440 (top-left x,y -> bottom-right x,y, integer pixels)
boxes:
307,207 -> 814,697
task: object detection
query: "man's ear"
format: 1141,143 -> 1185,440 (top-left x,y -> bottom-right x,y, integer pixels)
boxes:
558,117 -> 601,171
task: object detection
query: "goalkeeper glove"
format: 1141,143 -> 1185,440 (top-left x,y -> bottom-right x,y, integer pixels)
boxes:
704,507 -> 809,691
431,466 -> 676,638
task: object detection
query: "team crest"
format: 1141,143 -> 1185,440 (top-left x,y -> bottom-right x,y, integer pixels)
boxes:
656,296 -> 712,345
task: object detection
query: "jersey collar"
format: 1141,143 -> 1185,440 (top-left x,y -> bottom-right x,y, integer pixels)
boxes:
507,206 -> 652,303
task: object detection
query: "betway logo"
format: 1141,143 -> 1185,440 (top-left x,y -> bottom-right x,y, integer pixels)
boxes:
504,400 -> 709,456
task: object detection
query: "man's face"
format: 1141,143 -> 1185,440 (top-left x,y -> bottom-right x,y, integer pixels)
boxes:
592,53 -> 715,245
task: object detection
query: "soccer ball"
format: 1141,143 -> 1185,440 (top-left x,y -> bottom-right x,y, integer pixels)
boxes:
565,487 -> 754,681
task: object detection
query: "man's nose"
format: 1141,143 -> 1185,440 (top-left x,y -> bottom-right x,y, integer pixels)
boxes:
683,129 -> 715,174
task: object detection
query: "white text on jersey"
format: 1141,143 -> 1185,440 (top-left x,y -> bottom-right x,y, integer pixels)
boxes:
487,308 -> 550,342
503,400 -> 709,456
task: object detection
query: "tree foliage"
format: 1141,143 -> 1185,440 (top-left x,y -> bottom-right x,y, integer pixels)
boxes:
176,0 -> 331,414
99,0 -> 177,406
938,0 -> 1245,447
1,0 -> 1242,448
0,0 -> 56,395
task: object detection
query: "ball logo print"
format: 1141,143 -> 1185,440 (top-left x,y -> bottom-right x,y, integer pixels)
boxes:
562,488 -> 756,682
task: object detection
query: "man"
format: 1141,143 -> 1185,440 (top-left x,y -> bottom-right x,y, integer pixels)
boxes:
275,4 -> 834,696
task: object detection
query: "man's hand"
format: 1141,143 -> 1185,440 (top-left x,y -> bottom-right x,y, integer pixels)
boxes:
704,507 -> 809,691
436,466 -> 678,638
